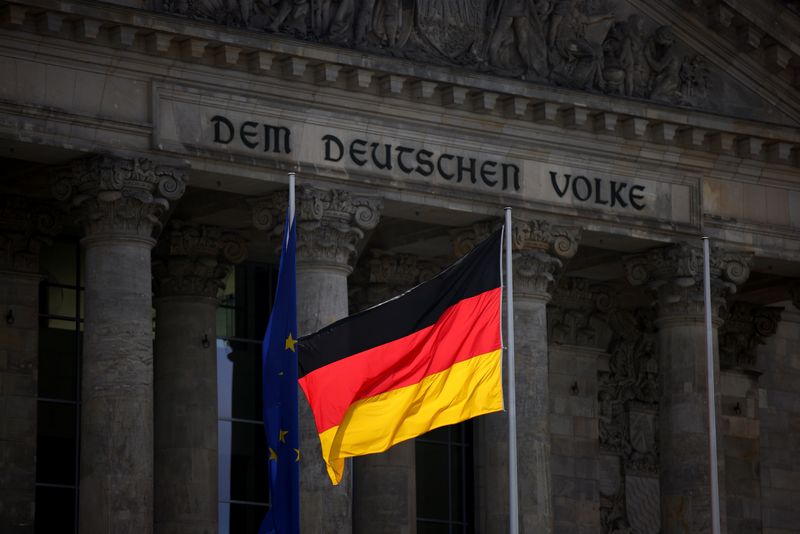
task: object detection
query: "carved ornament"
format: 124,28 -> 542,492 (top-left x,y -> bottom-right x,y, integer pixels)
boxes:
0,196 -> 60,274
549,277 -> 614,349
160,0 -> 713,108
624,243 -> 751,319
152,221 -> 248,299
53,155 -> 187,245
718,302 -> 782,372
250,186 -> 382,272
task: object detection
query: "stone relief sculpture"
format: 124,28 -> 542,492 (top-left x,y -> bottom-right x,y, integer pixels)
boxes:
160,0 -> 713,107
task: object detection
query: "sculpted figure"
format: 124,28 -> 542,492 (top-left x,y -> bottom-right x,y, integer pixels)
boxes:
645,25 -> 681,102
266,0 -> 310,34
620,14 -> 647,96
487,0 -> 551,79
355,0 -> 412,48
547,0 -> 613,90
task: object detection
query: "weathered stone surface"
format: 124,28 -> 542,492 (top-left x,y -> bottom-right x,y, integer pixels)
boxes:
54,154 -> 187,534
153,223 -> 247,534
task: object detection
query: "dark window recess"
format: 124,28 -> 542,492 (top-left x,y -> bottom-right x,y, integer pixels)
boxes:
416,423 -> 474,534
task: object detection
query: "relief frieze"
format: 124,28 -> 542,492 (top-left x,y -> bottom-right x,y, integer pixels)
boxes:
159,0 -> 713,109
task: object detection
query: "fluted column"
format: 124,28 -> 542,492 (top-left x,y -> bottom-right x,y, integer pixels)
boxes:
53,155 -> 187,534
251,186 -> 382,534
457,219 -> 579,534
350,250 -> 444,534
625,244 -> 751,534
152,222 -> 246,534
0,197 -> 57,534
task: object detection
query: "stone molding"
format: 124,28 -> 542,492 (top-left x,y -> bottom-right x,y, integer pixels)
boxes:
624,242 -> 751,319
453,218 -> 579,301
4,1 -> 800,170
718,301 -> 783,372
0,195 -> 59,274
53,154 -> 187,245
549,278 -> 614,350
152,221 -> 247,299
250,186 -> 382,273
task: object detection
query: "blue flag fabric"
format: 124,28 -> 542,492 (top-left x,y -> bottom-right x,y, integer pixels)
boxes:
259,212 -> 300,534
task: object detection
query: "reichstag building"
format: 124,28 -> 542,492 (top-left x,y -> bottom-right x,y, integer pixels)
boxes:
1,0 -> 799,532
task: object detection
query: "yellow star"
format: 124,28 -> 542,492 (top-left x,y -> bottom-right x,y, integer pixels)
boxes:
285,333 -> 298,352
279,429 -> 288,443
294,448 -> 301,462
269,447 -> 278,461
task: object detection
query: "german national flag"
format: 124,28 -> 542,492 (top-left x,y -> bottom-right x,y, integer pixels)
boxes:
297,229 -> 504,485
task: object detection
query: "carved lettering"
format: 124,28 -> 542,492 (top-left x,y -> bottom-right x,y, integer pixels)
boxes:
396,146 -> 415,173
572,176 -> 592,201
502,164 -> 520,191
438,154 -> 455,180
457,156 -> 476,184
548,171 -> 646,210
350,139 -> 368,166
323,134 -> 344,162
415,150 -> 434,177
594,178 -> 609,205
211,115 -> 234,144
551,172 -> 570,197
630,185 -> 646,210
481,161 -> 497,187
371,142 -> 392,170
263,125 -> 291,153
610,181 -> 628,208
240,121 -> 259,149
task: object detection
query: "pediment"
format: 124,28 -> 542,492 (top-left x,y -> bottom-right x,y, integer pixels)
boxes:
158,0 -> 800,125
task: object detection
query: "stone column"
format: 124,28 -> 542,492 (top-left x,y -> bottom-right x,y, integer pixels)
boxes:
349,250 -> 444,534
548,279 -> 615,533
717,302 -> 781,533
252,186 -> 382,534
625,243 -> 751,534
0,197 -> 57,534
457,219 -> 579,534
152,222 -> 246,534
53,155 -> 187,534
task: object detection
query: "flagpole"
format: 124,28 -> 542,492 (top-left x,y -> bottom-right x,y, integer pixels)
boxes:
504,207 -> 519,534
702,236 -> 721,534
288,172 -> 296,225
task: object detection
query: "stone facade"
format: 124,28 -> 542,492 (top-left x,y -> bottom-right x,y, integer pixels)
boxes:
1,0 -> 800,532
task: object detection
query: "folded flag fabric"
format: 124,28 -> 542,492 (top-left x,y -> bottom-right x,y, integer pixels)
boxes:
297,229 -> 504,485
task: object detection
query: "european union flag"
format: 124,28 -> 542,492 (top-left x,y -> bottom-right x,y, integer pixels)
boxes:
259,206 -> 299,534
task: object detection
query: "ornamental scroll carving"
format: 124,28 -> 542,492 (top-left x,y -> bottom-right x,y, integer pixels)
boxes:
152,221 -> 248,299
249,186 -> 382,271
161,0 -> 712,107
718,301 -> 782,372
53,155 -> 187,243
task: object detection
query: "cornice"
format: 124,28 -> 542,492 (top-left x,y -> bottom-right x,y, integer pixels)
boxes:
0,0 -> 798,173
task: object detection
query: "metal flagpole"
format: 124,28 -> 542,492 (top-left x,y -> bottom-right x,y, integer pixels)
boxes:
702,236 -> 722,534
288,172 -> 296,228
504,207 -> 519,534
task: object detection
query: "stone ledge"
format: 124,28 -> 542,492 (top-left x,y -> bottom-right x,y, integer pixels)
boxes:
1,0 -> 799,171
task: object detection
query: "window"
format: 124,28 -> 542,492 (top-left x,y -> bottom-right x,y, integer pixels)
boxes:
217,262 -> 278,533
416,422 -> 475,534
35,239 -> 84,534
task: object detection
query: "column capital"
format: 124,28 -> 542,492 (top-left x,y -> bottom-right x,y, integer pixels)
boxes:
624,242 -> 752,321
0,195 -> 60,274
152,221 -> 247,300
350,249 -> 446,312
53,154 -> 188,246
250,186 -> 382,273
453,218 -> 580,302
718,302 -> 782,373
548,278 -> 615,350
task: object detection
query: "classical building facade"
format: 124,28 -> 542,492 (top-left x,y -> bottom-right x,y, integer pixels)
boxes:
1,0 -> 800,533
